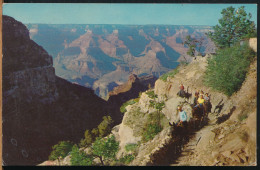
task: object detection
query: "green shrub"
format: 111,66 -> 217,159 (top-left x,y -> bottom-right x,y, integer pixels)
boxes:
123,107 -> 146,137
238,112 -> 248,121
91,128 -> 99,139
146,90 -> 158,99
79,130 -> 93,148
79,139 -> 88,148
133,97 -> 140,103
141,123 -> 163,143
97,116 -> 114,138
204,43 -> 255,96
70,145 -> 93,166
49,141 -> 74,161
79,116 -> 114,148
160,67 -> 179,82
148,111 -> 169,129
120,99 -> 137,113
92,135 -> 119,165
125,143 -> 138,152
119,154 -> 135,164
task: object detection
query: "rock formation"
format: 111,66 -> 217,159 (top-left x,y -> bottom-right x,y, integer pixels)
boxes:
26,24 -> 216,99
107,74 -> 157,109
2,15 -> 121,165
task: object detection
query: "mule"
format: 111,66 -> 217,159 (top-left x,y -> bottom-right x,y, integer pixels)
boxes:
169,122 -> 188,154
204,102 -> 212,115
177,90 -> 192,100
191,106 -> 205,129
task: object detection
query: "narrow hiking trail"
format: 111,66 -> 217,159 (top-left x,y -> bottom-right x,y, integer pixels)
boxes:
170,112 -> 217,166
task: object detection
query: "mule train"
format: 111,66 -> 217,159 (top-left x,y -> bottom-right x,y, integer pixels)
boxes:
168,101 -> 212,155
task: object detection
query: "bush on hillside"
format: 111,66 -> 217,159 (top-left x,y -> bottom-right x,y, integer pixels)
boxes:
120,99 -> 137,113
70,145 -> 93,166
92,135 -> 119,165
49,141 -> 74,161
204,43 -> 255,96
91,128 -> 99,139
141,123 -> 163,143
146,90 -> 158,99
79,130 -> 93,148
237,112 -> 248,122
79,116 -> 114,148
141,111 -> 166,143
119,154 -> 135,164
125,143 -> 139,153
97,116 -> 114,137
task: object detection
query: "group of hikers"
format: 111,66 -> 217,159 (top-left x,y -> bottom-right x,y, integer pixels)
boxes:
175,84 -> 212,132
168,84 -> 213,153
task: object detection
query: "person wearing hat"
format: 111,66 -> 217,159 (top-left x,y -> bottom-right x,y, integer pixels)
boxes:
204,93 -> 210,103
177,106 -> 188,129
194,89 -> 200,105
177,106 -> 189,141
177,83 -> 185,97
195,94 -> 205,108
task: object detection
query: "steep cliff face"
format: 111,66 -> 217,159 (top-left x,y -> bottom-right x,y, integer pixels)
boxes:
2,16 -> 121,165
3,16 -> 58,103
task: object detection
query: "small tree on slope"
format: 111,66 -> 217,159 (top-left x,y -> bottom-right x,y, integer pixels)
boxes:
49,141 -> 73,165
92,135 -> 119,166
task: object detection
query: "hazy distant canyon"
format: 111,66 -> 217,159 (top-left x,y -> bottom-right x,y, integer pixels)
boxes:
26,24 -> 215,99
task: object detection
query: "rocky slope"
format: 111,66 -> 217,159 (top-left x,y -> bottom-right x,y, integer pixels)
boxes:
26,24 -> 216,99
170,58 -> 257,166
110,39 -> 256,166
2,16 -> 121,165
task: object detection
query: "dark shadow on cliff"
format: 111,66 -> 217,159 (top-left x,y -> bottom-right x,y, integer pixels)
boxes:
214,99 -> 224,116
216,106 -> 236,124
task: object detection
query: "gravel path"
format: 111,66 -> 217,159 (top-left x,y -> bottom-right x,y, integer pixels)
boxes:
170,113 -> 216,166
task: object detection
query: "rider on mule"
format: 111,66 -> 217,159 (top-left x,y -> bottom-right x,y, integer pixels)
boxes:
204,93 -> 210,103
177,106 -> 188,131
193,89 -> 200,105
195,94 -> 205,108
177,83 -> 185,97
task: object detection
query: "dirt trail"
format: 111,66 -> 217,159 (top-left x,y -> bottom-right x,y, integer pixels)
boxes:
170,112 -> 217,166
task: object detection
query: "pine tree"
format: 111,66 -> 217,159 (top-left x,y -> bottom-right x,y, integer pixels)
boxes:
207,6 -> 256,48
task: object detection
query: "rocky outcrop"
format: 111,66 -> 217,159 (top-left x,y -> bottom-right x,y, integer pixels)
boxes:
2,16 -> 121,165
107,74 -> 157,108
109,74 -> 140,96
